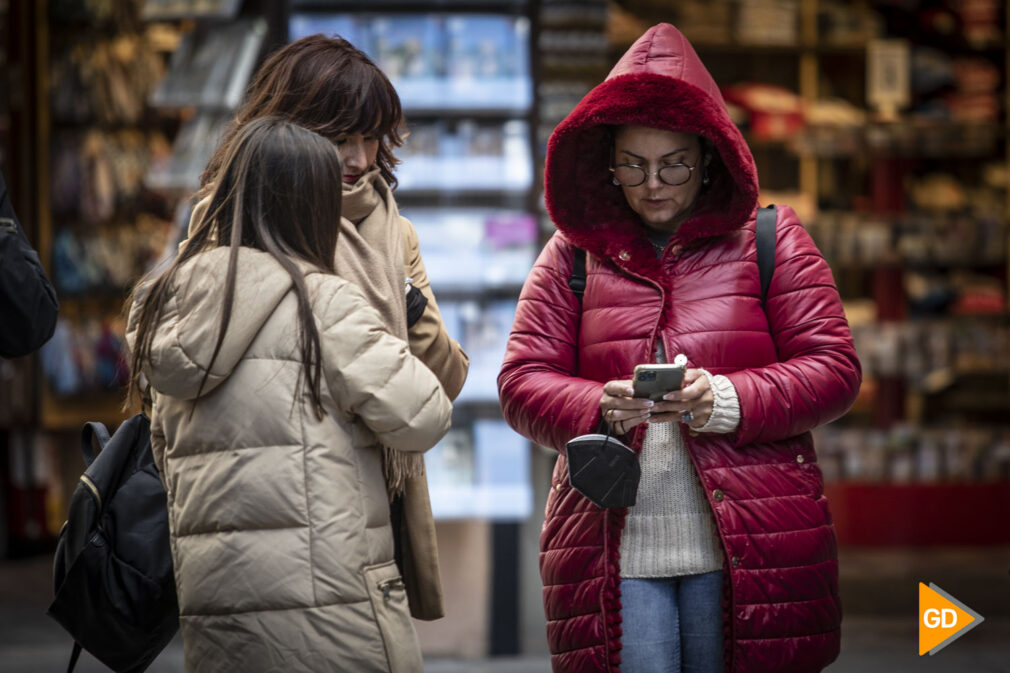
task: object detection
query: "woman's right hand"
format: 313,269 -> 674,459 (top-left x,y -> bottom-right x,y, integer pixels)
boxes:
599,380 -> 654,435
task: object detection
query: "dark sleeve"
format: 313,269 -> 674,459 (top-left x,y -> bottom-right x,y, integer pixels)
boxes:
0,171 -> 59,358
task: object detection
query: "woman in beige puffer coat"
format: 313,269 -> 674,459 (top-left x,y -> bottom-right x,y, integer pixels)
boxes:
127,118 -> 451,673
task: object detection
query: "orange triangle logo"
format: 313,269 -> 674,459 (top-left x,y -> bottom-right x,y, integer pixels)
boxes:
919,582 -> 985,655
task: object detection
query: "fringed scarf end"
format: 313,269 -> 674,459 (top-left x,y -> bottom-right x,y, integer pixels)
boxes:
382,447 -> 426,500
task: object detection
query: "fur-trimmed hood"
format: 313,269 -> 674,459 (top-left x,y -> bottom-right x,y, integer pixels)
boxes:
544,23 -> 759,268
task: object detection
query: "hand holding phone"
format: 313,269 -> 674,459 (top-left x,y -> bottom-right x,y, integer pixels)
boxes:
632,354 -> 688,402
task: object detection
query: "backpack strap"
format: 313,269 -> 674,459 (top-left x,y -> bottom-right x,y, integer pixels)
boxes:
570,210 -> 776,308
66,642 -> 83,673
756,204 -> 777,306
80,422 -> 111,468
568,246 -> 587,307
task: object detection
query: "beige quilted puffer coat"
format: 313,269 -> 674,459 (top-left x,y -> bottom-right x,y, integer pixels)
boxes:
126,247 -> 452,673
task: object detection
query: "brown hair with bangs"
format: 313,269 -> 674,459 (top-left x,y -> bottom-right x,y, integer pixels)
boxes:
200,34 -> 404,194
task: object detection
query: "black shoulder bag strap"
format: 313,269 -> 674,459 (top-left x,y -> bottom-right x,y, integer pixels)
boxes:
756,204 -> 777,307
569,246 -> 607,429
568,246 -> 587,307
66,642 -> 83,673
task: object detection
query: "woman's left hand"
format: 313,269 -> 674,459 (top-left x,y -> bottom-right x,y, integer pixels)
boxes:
647,369 -> 712,428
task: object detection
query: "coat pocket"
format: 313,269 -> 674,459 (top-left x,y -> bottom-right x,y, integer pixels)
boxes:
363,561 -> 423,673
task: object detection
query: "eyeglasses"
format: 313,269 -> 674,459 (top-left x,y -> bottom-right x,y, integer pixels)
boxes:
610,162 -> 697,187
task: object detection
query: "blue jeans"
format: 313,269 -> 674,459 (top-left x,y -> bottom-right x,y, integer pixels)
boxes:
619,571 -> 724,673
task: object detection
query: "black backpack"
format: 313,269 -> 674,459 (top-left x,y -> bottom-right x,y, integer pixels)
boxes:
569,204 -> 778,307
47,413 -> 179,673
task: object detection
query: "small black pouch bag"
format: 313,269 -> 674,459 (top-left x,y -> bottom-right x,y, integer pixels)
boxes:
566,431 -> 640,508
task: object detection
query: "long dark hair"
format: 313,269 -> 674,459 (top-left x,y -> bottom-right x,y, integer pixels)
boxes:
200,35 -> 404,195
129,118 -> 341,417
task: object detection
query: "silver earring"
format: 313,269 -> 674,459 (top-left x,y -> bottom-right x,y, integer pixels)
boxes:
702,173 -> 710,185
612,176 -> 621,186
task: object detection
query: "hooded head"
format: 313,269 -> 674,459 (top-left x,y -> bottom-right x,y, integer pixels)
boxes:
545,23 -> 759,263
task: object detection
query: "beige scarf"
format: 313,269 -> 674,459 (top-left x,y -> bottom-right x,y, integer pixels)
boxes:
336,169 -> 425,497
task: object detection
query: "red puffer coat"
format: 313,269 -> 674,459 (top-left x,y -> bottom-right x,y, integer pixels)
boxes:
498,23 -> 861,673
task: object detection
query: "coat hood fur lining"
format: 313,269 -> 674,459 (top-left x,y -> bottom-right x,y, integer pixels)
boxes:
545,70 -> 760,274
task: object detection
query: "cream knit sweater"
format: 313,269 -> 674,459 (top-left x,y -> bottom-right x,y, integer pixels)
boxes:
619,369 -> 741,578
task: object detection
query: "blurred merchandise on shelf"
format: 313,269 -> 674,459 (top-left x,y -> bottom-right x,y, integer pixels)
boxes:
539,0 -> 608,76
289,13 -> 362,48
51,215 -> 175,295
758,189 -> 816,223
536,80 -> 596,155
34,0 -> 217,430
876,0 -> 1005,49
145,111 -> 230,191
736,0 -> 798,46
802,98 -> 866,128
951,0 -> 1003,47
0,359 -> 33,428
51,130 -> 171,223
425,420 -> 532,520
50,36 -> 163,125
538,0 -> 607,236
439,300 -> 516,404
539,26 -> 608,74
396,119 -> 532,192
666,0 -> 731,45
49,0 -> 139,29
793,120 -> 1002,157
910,45 -> 1002,123
150,18 -> 266,110
141,0 -> 242,21
817,0 -> 883,46
850,320 -> 1010,385
814,424 -> 1010,484
722,82 -> 804,141
408,208 -> 537,291
372,14 -> 443,82
40,317 -> 128,396
807,210 -> 1006,268
4,431 -> 45,543
910,46 -> 955,100
290,13 -> 531,111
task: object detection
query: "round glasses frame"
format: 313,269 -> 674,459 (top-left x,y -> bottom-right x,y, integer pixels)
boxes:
610,162 -> 697,187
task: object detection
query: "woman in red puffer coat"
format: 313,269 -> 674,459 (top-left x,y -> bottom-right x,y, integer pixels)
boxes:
498,23 -> 861,673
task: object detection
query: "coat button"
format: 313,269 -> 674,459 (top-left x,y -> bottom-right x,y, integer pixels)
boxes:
618,250 -> 630,261
712,489 -> 724,502
731,556 -> 741,568
555,483 -> 562,491
796,454 -> 805,463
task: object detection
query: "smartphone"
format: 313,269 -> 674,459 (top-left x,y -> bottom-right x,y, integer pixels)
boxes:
633,363 -> 686,401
